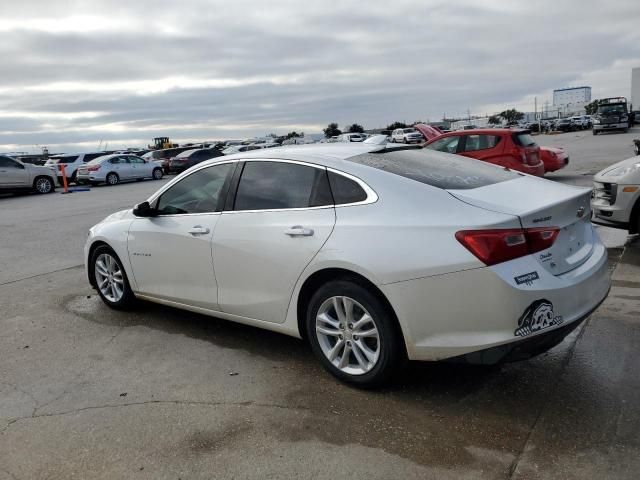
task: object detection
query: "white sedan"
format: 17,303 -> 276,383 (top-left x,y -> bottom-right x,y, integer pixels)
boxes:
85,144 -> 610,386
76,154 -> 164,186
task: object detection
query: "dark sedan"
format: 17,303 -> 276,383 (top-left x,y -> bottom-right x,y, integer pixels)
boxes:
168,148 -> 224,174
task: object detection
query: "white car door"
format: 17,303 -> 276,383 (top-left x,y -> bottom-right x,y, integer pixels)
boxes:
127,156 -> 149,178
212,160 -> 336,324
127,162 -> 235,309
0,156 -> 29,187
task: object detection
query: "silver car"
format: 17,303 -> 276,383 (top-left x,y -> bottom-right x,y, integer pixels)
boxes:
77,154 -> 164,186
85,143 -> 609,387
0,154 -> 57,194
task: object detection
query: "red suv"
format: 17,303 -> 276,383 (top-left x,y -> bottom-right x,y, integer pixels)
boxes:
424,129 -> 545,176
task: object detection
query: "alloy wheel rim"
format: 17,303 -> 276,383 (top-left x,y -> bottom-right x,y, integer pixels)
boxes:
108,174 -> 117,184
315,296 -> 380,375
36,178 -> 51,193
154,169 -> 162,179
95,253 -> 124,302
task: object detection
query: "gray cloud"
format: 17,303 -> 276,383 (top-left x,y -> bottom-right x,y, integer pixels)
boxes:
1,0 -> 639,152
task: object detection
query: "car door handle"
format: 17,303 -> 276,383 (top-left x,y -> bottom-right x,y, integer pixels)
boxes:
284,225 -> 314,237
188,226 -> 210,235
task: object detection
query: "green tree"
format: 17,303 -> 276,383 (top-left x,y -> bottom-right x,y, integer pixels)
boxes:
584,100 -> 601,115
498,109 -> 524,125
323,123 -> 342,138
386,121 -> 408,131
347,123 -> 364,133
285,131 -> 302,139
488,115 -> 501,125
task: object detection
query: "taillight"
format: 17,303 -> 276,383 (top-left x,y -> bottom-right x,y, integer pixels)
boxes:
456,227 -> 560,266
87,165 -> 101,171
525,227 -> 560,253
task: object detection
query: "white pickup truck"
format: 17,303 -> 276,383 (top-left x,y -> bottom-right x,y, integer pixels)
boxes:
0,155 -> 57,194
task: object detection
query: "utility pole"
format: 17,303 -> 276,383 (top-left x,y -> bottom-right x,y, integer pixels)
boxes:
534,97 -> 537,121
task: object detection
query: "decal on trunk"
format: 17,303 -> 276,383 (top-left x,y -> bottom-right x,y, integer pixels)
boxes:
514,271 -> 539,286
515,299 -> 563,337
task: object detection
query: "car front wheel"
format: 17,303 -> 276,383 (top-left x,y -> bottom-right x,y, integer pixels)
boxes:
306,280 -> 404,387
152,168 -> 163,180
33,176 -> 54,194
91,245 -> 135,309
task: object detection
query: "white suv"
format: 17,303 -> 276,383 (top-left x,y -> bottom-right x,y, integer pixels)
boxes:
0,155 -> 57,194
45,152 -> 107,185
391,128 -> 424,144
336,133 -> 365,142
591,155 -> 640,233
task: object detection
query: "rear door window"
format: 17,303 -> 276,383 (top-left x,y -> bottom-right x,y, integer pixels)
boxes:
234,161 -> 332,211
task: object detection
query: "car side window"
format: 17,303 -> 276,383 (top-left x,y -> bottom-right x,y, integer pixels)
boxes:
0,156 -> 19,168
463,135 -> 501,152
109,157 -> 121,164
328,172 -> 367,204
234,161 -> 332,211
426,136 -> 460,153
156,163 -> 234,215
128,156 -> 144,164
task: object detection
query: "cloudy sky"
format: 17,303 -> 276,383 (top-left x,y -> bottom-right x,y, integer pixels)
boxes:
1,0 -> 639,153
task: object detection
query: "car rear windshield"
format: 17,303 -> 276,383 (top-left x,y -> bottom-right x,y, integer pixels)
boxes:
50,155 -> 78,163
513,133 -> 537,147
347,149 -> 519,190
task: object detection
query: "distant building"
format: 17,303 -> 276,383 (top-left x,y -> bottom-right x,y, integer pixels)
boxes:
632,67 -> 640,110
553,86 -> 591,107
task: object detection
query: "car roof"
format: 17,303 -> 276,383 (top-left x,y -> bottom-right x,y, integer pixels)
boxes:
430,128 -> 525,138
207,143 -> 416,171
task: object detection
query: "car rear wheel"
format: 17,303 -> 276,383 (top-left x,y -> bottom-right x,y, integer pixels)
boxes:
33,176 -> 54,194
91,245 -> 135,309
152,168 -> 163,180
306,280 -> 404,387
106,172 -> 119,185
593,130 -> 598,135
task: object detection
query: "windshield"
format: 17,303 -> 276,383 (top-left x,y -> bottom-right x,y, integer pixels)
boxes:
403,128 -> 417,133
48,155 -> 78,164
513,133 -> 537,147
347,149 -> 519,190
87,155 -> 110,165
598,104 -> 626,115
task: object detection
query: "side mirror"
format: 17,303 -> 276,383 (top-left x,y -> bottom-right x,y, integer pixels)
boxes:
133,201 -> 156,217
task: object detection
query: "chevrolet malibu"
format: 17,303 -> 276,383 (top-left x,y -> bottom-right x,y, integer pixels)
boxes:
85,144 -> 610,386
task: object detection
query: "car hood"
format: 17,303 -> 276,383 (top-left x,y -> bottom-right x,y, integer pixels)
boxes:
594,155 -> 640,183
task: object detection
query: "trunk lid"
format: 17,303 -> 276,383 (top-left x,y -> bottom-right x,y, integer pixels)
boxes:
448,176 -> 594,275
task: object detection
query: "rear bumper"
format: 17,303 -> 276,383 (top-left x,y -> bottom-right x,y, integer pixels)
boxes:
520,162 -> 545,177
446,290 -> 607,364
381,240 -> 610,362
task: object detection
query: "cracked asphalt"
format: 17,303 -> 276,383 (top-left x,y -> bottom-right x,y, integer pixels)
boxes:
1,131 -> 640,479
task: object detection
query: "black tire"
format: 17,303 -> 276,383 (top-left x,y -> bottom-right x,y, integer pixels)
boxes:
593,129 -> 598,135
391,138 -> 396,143
33,176 -> 55,194
90,245 -> 136,309
306,279 -> 405,388
70,171 -> 77,185
152,168 -> 163,180
106,172 -> 119,186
